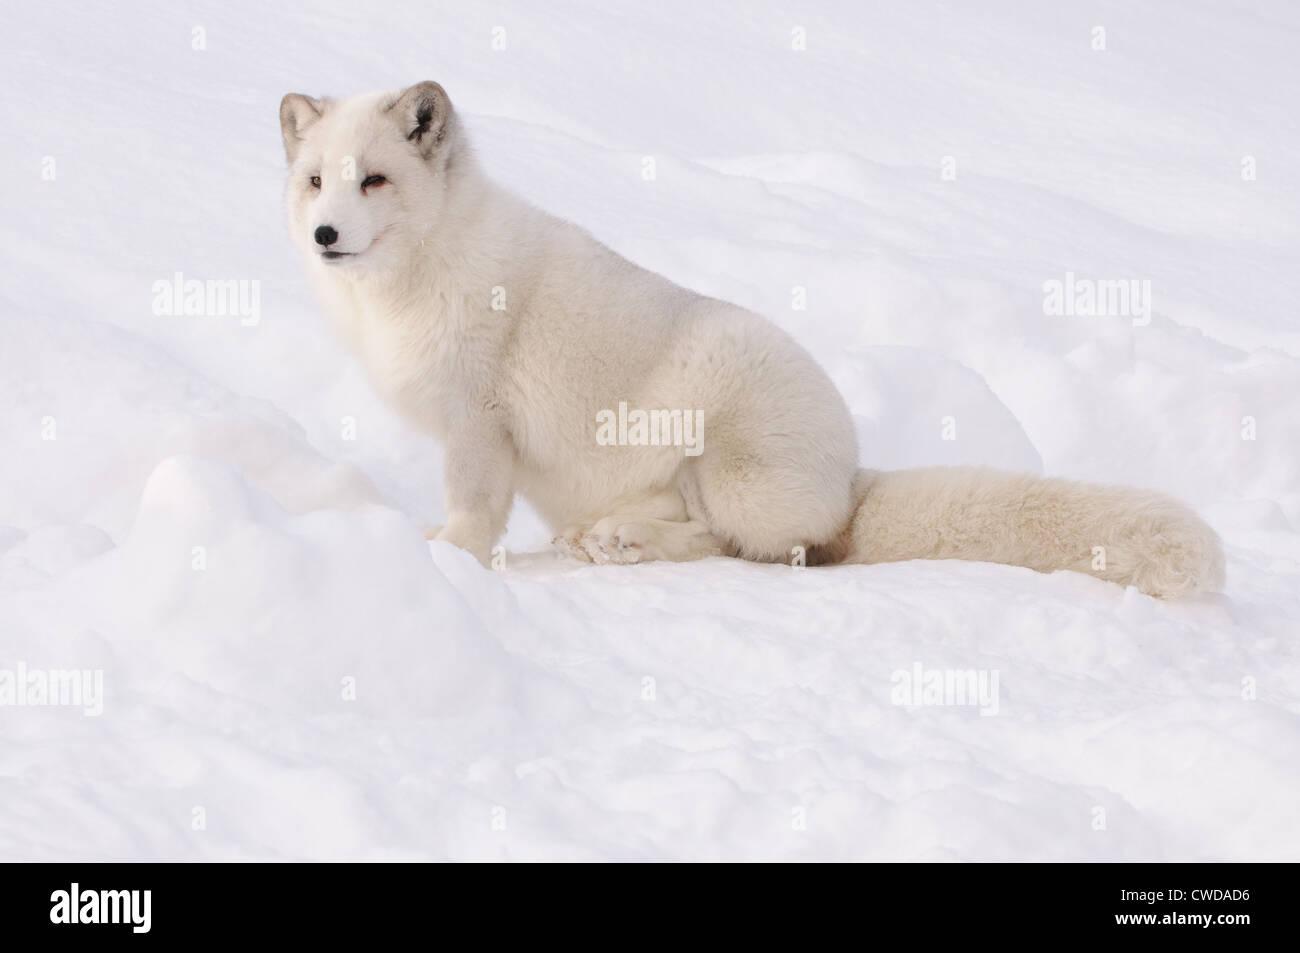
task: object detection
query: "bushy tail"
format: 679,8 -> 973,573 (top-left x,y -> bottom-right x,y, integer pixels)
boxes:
823,467 -> 1224,599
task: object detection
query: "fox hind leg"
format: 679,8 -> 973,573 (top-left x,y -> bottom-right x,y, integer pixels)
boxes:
551,482 -> 726,564
578,516 -> 723,564
552,524 -> 594,562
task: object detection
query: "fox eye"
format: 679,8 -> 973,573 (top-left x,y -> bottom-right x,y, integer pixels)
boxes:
361,174 -> 387,191
309,175 -> 321,189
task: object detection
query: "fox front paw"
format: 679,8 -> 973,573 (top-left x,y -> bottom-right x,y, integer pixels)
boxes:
433,522 -> 493,567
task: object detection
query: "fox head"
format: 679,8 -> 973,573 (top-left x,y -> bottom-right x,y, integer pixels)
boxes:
279,81 -> 460,276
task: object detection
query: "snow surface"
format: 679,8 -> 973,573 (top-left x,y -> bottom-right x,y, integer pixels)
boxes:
2,0 -> 1299,860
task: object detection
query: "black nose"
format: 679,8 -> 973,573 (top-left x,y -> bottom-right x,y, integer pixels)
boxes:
314,225 -> 338,247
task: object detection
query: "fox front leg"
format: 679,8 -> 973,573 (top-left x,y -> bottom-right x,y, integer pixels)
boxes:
433,421 -> 514,566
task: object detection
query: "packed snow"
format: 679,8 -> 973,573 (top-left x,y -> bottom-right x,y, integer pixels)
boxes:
1,0 -> 1298,860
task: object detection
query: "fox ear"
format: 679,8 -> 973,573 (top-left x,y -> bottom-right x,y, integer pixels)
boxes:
388,81 -> 453,159
279,93 -> 323,165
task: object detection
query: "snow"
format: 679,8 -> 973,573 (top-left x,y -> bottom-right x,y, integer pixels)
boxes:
2,0 -> 1299,860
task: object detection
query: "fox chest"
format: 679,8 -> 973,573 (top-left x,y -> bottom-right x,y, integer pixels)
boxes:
351,308 -> 465,437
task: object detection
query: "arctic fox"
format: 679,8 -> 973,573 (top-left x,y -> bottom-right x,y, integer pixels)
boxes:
280,82 -> 1224,599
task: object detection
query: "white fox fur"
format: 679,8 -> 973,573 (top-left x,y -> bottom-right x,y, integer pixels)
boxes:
280,82 -> 1225,599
